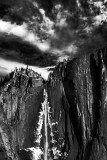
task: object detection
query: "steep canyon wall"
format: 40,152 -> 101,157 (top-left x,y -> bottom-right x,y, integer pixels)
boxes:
0,48 -> 107,160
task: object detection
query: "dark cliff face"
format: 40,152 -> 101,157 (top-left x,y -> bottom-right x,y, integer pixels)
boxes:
0,48 -> 107,160
0,68 -> 44,160
61,48 -> 107,160
47,48 -> 107,160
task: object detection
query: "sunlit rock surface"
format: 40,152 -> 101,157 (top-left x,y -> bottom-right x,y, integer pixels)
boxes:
0,48 -> 107,159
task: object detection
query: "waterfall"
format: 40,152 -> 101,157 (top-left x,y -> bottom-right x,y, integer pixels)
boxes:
28,88 -> 62,160
42,89 -> 48,160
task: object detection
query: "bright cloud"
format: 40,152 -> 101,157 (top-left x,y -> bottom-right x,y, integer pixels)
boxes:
39,8 -> 55,36
0,20 -> 50,52
0,58 -> 52,80
54,4 -> 70,27
93,1 -> 107,26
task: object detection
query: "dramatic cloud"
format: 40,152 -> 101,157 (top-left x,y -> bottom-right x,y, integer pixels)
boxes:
0,0 -> 107,77
1,1 -> 107,57
0,20 -> 50,51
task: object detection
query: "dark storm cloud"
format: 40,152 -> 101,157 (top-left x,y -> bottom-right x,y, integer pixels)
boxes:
0,0 -> 43,24
0,34 -> 58,67
0,0 -> 24,24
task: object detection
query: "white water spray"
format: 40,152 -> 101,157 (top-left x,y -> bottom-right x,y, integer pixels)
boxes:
29,89 -> 62,160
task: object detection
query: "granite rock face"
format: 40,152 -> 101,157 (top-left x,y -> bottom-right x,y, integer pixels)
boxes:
0,68 -> 44,160
57,48 -> 107,160
0,48 -> 107,160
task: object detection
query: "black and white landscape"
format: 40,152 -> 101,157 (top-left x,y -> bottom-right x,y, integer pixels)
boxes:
0,1 -> 107,160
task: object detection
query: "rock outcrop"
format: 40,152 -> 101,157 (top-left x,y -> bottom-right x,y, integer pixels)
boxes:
0,48 -> 107,160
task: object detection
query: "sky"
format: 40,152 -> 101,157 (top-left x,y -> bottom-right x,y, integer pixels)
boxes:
0,0 -> 107,79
